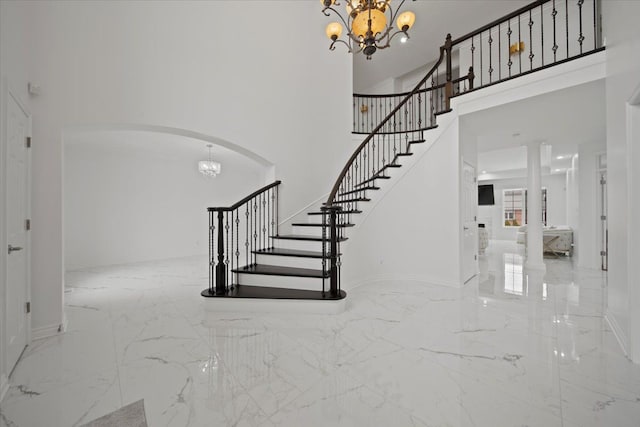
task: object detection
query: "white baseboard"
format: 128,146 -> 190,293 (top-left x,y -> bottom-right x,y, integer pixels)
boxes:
0,373 -> 9,402
344,274 -> 462,292
605,311 -> 629,358
203,297 -> 346,316
31,322 -> 64,341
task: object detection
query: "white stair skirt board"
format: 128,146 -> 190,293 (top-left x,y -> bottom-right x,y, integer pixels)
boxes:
203,295 -> 346,315
234,273 -> 326,291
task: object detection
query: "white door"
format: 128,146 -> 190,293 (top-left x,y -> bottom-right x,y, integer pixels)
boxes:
5,91 -> 30,374
462,162 -> 477,282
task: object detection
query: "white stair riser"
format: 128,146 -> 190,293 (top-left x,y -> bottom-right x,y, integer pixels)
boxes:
234,273 -> 327,291
255,254 -> 326,270
272,239 -> 326,252
306,215 -> 358,225
291,225 -> 325,237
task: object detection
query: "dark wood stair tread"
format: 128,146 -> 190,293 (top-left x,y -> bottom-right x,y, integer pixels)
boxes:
396,152 -> 413,157
292,222 -> 354,228
253,248 -> 339,258
202,284 -> 346,300
331,197 -> 371,204
355,175 -> 390,187
338,186 -> 380,197
232,264 -> 328,278
308,210 -> 362,215
272,234 -> 348,242
408,139 -> 426,145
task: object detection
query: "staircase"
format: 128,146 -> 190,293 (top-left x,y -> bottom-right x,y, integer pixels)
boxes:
202,0 -> 604,301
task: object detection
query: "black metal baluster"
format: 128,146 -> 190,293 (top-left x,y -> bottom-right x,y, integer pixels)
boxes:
508,20 -> 513,77
593,0 -> 597,50
253,198 -> 258,265
488,31 -> 493,83
245,204 -> 249,267
498,23 -> 502,80
541,3 -> 544,66
262,193 -> 267,250
430,78 -> 435,125
353,96 -> 356,132
519,14 -> 522,74
480,31 -> 483,86
578,0 -> 585,54
529,10 -> 534,70
552,0 -> 558,62
471,36 -> 475,82
418,90 -> 422,129
566,0 -> 569,58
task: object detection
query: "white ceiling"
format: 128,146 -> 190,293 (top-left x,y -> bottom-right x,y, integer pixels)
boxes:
352,0 -> 530,91
463,79 -> 606,176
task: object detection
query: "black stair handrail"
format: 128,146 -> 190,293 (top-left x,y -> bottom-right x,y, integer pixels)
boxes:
208,180 -> 282,212
327,36 -> 451,207
206,180 -> 281,296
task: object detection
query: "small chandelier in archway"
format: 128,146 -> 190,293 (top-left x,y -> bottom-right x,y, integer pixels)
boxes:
321,0 -> 416,60
198,144 -> 221,178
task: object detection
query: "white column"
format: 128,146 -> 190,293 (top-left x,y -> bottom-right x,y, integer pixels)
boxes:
526,141 -> 546,270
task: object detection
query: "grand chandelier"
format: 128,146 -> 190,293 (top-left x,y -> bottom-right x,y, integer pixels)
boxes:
321,0 -> 416,60
198,144 -> 221,178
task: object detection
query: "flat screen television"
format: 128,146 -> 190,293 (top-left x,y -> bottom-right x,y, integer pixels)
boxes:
478,184 -> 495,205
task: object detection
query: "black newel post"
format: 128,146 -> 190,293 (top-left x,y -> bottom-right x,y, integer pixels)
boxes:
329,206 -> 341,297
444,33 -> 453,110
215,210 -> 226,295
324,205 -> 341,297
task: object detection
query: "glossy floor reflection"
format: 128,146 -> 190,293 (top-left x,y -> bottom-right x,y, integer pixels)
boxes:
1,241 -> 639,426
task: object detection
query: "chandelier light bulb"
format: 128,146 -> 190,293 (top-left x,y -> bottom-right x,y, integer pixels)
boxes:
326,22 -> 343,40
396,10 -> 415,31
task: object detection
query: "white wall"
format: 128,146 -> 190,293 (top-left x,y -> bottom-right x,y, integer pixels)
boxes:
64,132 -> 266,270
0,0 -> 32,399
478,174 -> 567,241
17,1 -> 353,336
342,115 -> 461,288
602,1 -> 640,360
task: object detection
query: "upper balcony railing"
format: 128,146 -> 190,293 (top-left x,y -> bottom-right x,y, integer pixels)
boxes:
353,0 -> 604,134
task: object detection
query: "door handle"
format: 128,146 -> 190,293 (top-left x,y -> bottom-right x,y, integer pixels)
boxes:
8,245 -> 23,254
463,226 -> 469,230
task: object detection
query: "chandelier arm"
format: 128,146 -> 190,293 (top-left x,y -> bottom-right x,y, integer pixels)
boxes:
387,0 -> 408,24
322,5 -> 352,31
373,0 -> 408,42
385,29 -> 410,45
329,38 -> 353,53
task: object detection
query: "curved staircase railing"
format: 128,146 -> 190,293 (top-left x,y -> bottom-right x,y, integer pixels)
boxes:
202,0 -> 603,301
202,180 -> 281,297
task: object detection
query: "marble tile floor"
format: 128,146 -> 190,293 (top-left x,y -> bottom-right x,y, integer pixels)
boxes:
1,241 -> 639,426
